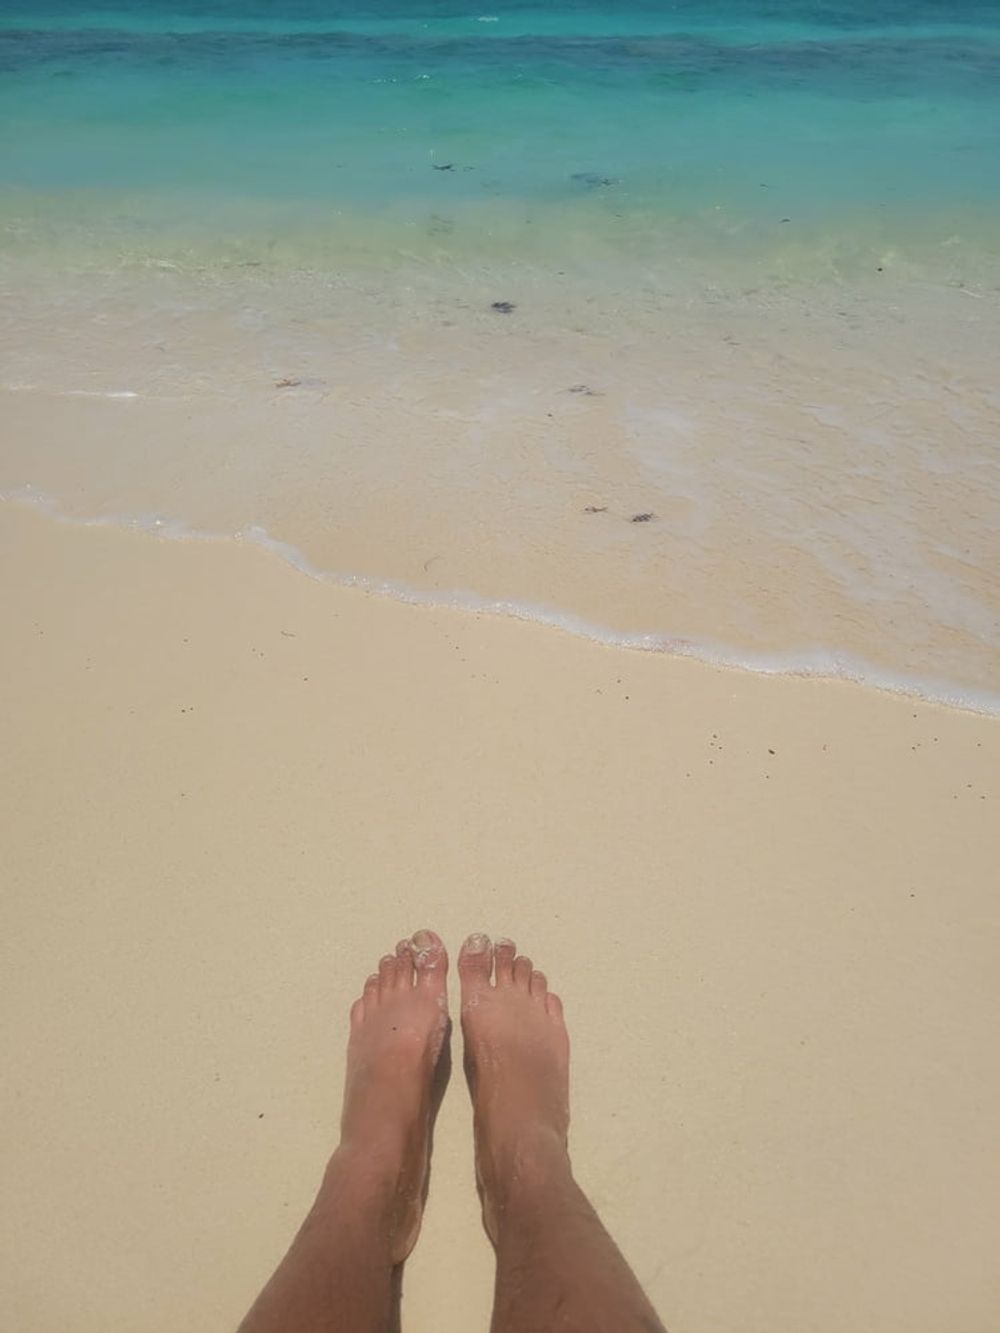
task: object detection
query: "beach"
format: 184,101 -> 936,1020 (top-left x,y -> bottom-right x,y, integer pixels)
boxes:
3,2 -> 1000,1327
3,0 -> 1000,705
3,499 -> 998,1331
4,258 -> 1000,706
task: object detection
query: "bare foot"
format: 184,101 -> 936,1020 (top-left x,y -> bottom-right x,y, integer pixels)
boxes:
338,929 -> 449,1263
458,933 -> 571,1242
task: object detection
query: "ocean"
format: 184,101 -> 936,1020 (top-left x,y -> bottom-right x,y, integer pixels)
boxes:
2,0 -> 999,707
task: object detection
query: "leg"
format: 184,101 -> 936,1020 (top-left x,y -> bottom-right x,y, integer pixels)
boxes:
239,930 -> 450,1333
459,934 -> 668,1333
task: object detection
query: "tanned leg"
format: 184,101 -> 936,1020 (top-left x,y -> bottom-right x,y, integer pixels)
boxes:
238,930 -> 450,1333
459,933 -> 668,1333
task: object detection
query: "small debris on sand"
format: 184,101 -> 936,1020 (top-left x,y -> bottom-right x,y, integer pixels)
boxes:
569,384 -> 603,396
630,512 -> 655,523
584,505 -> 608,514
275,377 -> 301,388
491,301 -> 516,314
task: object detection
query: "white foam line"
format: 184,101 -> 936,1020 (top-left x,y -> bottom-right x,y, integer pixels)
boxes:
3,486 -> 999,717
3,384 -> 141,399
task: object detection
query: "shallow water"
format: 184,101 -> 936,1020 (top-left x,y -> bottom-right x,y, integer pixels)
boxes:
2,1 -> 999,707
3,2 -> 1000,227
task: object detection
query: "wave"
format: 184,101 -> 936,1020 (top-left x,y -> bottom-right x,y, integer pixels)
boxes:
4,484 -> 998,717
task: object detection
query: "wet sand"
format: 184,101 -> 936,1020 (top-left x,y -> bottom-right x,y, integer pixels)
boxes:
4,257 -> 999,702
2,499 -> 998,1332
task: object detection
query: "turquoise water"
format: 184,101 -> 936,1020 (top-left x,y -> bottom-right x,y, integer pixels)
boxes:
2,1 -> 1000,249
2,3 -> 1000,707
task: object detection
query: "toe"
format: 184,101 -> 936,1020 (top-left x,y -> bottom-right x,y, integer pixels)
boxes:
545,991 -> 564,1021
494,938 -> 516,987
395,939 -> 415,987
411,929 -> 448,991
459,933 -> 493,993
350,997 -> 365,1027
363,973 -> 380,1009
513,955 -> 533,989
530,969 -> 548,999
378,954 -> 397,992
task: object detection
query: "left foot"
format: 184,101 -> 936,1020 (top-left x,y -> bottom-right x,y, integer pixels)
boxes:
336,929 -> 449,1263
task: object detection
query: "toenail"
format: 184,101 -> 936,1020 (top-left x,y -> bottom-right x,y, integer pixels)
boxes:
464,932 -> 489,953
411,929 -> 436,950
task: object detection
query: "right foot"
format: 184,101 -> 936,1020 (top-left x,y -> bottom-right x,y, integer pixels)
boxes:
458,933 -> 571,1242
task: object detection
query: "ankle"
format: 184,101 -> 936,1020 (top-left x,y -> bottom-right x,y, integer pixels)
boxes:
323,1143 -> 401,1206
479,1125 -> 572,1222
288,1149 -> 398,1262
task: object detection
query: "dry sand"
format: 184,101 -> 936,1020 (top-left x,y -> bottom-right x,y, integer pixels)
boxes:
2,499 -> 998,1332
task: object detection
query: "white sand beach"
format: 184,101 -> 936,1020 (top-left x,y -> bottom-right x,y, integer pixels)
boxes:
2,499 -> 998,1332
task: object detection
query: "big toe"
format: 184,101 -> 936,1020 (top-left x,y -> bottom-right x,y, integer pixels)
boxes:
459,933 -> 493,996
411,928 -> 447,992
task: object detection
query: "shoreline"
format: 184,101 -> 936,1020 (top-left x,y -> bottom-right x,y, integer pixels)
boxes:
4,491 -> 999,717
4,251 -> 998,704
